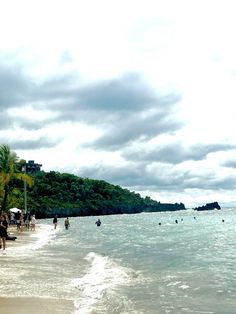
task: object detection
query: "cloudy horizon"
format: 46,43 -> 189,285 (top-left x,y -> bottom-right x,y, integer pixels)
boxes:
1,0 -> 236,208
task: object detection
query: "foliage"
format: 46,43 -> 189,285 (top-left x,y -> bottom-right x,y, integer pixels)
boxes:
26,171 -> 185,218
0,144 -> 32,212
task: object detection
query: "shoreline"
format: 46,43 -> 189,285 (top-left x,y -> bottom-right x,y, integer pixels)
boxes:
1,224 -> 76,313
4,225 -> 39,249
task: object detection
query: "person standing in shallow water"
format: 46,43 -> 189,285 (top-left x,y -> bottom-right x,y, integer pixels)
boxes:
30,215 -> 37,231
95,219 -> 101,227
53,215 -> 58,229
64,217 -> 70,230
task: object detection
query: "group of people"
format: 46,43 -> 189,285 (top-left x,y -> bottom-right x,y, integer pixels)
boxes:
0,211 -> 38,251
11,211 -> 37,231
52,216 -> 102,229
1,210 -> 103,251
53,215 -> 70,230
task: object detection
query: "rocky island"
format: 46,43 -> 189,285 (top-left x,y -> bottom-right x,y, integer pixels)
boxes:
193,202 -> 221,211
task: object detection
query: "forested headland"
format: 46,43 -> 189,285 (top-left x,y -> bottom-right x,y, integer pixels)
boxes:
0,144 -> 185,218
25,171 -> 185,218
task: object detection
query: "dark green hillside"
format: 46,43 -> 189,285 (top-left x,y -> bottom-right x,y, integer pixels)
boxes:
26,171 -> 185,218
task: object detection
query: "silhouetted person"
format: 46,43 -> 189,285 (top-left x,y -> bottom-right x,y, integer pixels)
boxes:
95,219 -> 101,227
175,220 -> 178,224
64,217 -> 70,230
53,215 -> 58,229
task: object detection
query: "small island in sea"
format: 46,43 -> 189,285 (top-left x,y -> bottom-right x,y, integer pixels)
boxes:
193,202 -> 221,211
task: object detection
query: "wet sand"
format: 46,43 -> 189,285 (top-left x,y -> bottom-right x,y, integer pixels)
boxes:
0,296 -> 75,314
5,224 -> 44,248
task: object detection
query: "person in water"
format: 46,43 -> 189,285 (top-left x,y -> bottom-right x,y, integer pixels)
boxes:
64,217 -> 70,230
95,219 -> 101,227
53,215 -> 58,229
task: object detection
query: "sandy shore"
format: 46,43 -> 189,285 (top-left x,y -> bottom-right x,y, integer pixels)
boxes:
0,296 -> 75,314
1,225 -> 76,313
6,222 -> 52,247
3,226 -> 36,251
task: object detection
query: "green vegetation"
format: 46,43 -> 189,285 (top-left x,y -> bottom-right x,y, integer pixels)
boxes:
0,144 -> 32,212
0,145 -> 185,217
25,171 -> 185,218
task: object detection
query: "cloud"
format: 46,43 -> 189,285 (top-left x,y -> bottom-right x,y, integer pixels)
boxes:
0,137 -> 58,150
0,64 -> 32,109
89,111 -> 180,150
222,159 -> 236,169
0,111 -> 13,130
123,143 -> 236,164
0,59 -> 183,158
67,74 -> 182,150
79,159 -> 236,196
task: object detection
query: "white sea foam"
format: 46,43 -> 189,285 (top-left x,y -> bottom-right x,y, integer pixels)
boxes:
6,223 -> 55,256
71,252 -> 137,314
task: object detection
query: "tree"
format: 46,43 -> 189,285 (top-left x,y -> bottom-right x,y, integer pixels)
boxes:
0,144 -> 32,212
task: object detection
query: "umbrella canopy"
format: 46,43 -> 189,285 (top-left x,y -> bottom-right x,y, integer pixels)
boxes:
9,208 -> 22,213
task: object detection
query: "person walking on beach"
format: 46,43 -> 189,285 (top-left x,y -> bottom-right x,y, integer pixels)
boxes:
64,217 -> 70,230
19,213 -> 24,232
15,210 -> 21,230
30,215 -> 37,231
10,212 -> 15,225
24,212 -> 30,230
53,215 -> 58,229
0,215 -> 8,250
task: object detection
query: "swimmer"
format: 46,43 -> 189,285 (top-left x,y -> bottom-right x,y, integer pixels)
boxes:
95,219 -> 101,227
53,215 -> 58,229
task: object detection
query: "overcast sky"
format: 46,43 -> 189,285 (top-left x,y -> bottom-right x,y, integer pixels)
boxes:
1,0 -> 236,207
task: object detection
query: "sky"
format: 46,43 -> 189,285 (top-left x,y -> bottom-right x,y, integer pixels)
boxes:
1,0 -> 236,207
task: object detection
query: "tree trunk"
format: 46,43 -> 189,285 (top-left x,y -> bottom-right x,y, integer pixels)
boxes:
1,185 -> 8,212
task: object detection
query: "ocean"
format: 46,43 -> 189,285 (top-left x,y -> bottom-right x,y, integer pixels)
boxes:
0,209 -> 236,314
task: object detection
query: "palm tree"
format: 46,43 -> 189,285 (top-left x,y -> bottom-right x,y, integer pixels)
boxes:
0,144 -> 32,212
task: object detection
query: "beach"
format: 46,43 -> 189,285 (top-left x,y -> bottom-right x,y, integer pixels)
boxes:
1,211 -> 236,314
0,224 -> 76,314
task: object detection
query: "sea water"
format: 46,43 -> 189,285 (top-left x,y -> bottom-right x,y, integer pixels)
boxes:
0,209 -> 236,314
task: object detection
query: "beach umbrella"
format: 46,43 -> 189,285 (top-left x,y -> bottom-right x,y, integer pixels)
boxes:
9,207 -> 22,213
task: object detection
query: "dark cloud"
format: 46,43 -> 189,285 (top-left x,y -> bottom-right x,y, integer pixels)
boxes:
38,72 -> 180,114
65,74 -> 182,150
79,163 -> 186,192
221,159 -> 236,168
10,137 -> 58,150
79,161 -> 236,194
0,64 -> 32,108
90,111 -> 180,150
77,74 -> 156,111
123,143 -> 236,164
33,73 -> 77,102
0,111 -> 13,130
